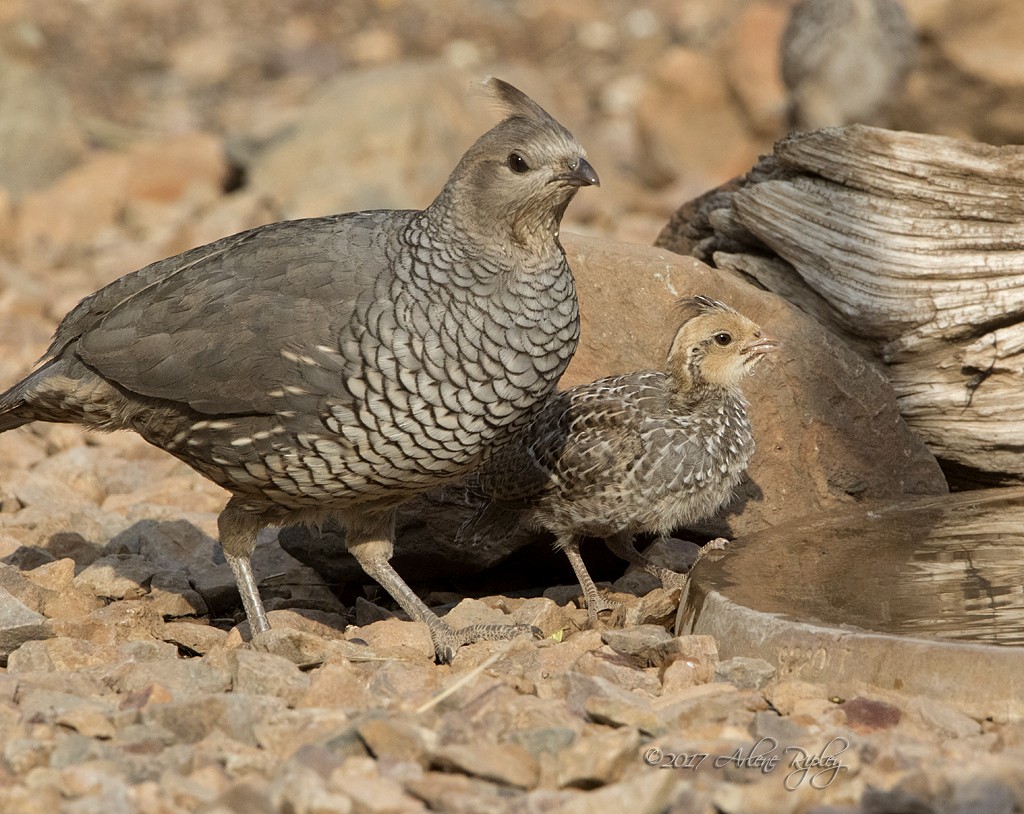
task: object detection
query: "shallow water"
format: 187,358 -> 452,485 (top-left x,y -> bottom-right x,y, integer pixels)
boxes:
705,487 -> 1024,647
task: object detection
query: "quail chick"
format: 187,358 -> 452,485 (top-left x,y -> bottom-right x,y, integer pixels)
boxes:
781,0 -> 915,130
460,296 -> 776,619
0,78 -> 598,662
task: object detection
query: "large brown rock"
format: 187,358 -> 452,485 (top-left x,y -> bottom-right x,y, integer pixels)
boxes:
281,234 -> 946,585
560,234 -> 947,535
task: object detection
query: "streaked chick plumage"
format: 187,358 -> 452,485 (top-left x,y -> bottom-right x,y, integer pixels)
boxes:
460,296 -> 776,618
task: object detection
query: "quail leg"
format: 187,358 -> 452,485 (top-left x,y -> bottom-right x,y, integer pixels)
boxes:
219,498 -> 271,636
346,510 -> 539,663
560,534 -> 619,620
605,532 -> 688,590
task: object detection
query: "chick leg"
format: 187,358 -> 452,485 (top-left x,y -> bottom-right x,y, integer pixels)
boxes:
346,509 -> 538,663
605,532 -> 687,590
559,534 -> 619,620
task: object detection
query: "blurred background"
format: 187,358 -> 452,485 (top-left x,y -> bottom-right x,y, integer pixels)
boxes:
0,0 -> 1021,385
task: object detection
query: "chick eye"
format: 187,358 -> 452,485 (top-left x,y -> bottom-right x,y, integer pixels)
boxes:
508,152 -> 530,173
713,332 -> 732,346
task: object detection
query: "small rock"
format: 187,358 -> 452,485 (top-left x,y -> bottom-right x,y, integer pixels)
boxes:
21,558 -> 76,592
611,568 -> 660,598
506,727 -> 577,759
528,631 -> 605,700
600,625 -> 673,659
18,689 -> 114,729
841,696 -> 903,732
366,660 -> 446,711
432,741 -> 540,789
405,771 -> 517,814
116,683 -> 176,712
142,693 -> 285,746
554,725 -> 641,789
4,737 -> 54,775
109,655 -> 232,697
947,775 -> 1018,814
764,680 -> 830,716
0,586 -> 50,660
556,771 -> 679,814
72,554 -> 157,600
231,648 -> 311,705
161,621 -> 228,655
443,598 -> 511,630
713,656 -> 776,690
7,637 -> 105,673
571,649 -> 662,696
655,683 -> 745,731
749,709 -> 807,745
148,570 -> 209,618
271,764 -> 353,814
52,600 -> 166,645
252,709 -> 351,759
567,673 -> 661,735
658,634 -> 720,691
327,755 -> 421,814
358,714 -> 438,767
55,704 -> 117,740
354,596 -> 394,626
298,661 -> 375,713
906,697 -> 982,739
509,596 -> 573,638
346,618 -> 434,662
584,693 -> 662,736
619,587 -> 680,628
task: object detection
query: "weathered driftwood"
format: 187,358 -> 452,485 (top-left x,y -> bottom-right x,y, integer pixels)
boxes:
657,125 -> 1024,484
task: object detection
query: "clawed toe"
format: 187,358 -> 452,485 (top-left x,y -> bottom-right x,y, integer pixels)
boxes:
584,593 -> 621,622
426,620 -> 540,663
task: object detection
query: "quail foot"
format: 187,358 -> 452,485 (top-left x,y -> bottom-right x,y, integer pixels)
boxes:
0,78 -> 598,662
460,296 -> 775,621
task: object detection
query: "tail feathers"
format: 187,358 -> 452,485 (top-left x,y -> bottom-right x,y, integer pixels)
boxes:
0,367 -> 48,434
0,409 -> 32,434
456,500 -> 527,549
0,384 -> 35,432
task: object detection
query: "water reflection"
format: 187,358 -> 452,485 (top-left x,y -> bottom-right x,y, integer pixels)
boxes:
703,488 -> 1024,647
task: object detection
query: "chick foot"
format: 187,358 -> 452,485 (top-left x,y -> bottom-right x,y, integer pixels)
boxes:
427,618 -> 541,664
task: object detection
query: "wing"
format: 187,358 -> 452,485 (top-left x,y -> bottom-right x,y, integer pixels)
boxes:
474,372 -> 688,505
56,211 -> 414,415
543,374 -> 670,502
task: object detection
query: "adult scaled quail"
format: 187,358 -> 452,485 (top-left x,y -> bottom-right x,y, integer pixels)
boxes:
459,297 -> 776,619
0,78 -> 598,662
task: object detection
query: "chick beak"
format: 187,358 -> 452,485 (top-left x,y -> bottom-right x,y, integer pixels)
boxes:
562,156 -> 600,187
741,334 -> 779,361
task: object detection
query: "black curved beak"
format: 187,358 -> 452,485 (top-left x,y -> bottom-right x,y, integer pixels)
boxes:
563,156 -> 600,187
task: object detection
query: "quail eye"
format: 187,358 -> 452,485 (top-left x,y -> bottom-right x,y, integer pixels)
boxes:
713,332 -> 732,346
508,152 -> 530,173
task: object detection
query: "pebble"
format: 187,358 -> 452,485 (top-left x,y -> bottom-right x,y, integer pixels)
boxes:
713,656 -> 776,690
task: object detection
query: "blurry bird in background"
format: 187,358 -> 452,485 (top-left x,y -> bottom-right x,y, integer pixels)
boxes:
459,296 -> 777,620
781,0 -> 916,130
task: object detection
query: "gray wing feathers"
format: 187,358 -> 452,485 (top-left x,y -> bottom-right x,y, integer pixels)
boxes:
62,213 -> 411,415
